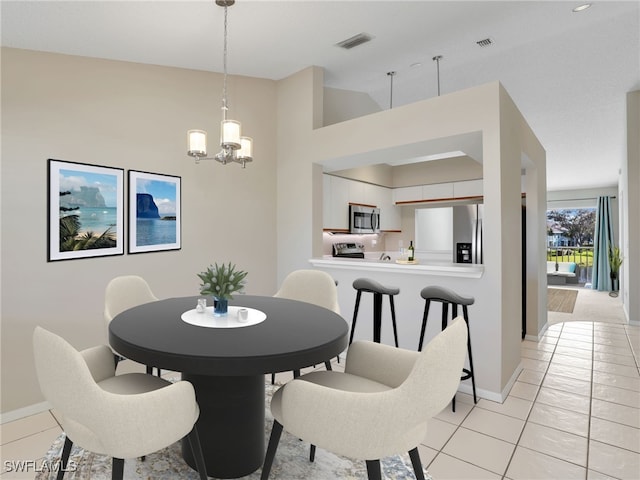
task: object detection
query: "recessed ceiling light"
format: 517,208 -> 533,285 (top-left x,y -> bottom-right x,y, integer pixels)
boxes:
410,62 -> 423,68
572,4 -> 592,12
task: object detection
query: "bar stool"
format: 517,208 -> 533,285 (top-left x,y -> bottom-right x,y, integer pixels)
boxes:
349,278 -> 400,346
418,285 -> 477,410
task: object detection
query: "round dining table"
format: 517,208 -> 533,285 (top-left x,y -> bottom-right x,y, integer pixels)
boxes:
109,294 -> 348,479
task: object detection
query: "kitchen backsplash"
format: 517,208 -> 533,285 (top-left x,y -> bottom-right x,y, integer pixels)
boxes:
322,231 -> 451,262
322,232 -> 383,256
322,232 -> 415,257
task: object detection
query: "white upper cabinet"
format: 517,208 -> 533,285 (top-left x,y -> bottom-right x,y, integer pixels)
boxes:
393,179 -> 483,205
323,174 -> 332,228
323,174 -> 400,231
379,190 -> 401,230
348,179 -> 365,204
453,179 -> 483,198
369,184 -> 401,231
393,186 -> 423,203
324,175 -> 350,230
422,182 -> 454,200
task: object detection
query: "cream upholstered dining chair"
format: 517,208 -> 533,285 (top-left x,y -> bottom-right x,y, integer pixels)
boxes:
261,316 -> 468,480
104,275 -> 159,375
271,269 -> 342,383
33,327 -> 208,480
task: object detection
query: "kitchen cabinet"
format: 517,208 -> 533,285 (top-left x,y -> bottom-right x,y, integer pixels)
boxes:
323,174 -> 400,231
453,179 -> 483,198
393,186 -> 422,204
393,183 -> 454,203
422,182 -> 454,200
393,179 -> 483,205
322,174 -> 332,228
375,185 -> 400,231
348,179 -> 365,204
323,175 -> 350,230
323,175 -> 487,231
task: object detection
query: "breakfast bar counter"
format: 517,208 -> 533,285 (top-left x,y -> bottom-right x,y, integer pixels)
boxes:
309,255 -> 518,404
309,256 -> 484,278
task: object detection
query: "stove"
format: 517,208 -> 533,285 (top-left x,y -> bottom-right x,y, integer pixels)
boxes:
332,242 -> 365,259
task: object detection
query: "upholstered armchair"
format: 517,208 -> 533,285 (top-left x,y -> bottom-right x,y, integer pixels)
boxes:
33,327 -> 208,480
104,275 -> 159,374
274,269 -> 340,314
272,269 -> 342,382
262,316 -> 468,480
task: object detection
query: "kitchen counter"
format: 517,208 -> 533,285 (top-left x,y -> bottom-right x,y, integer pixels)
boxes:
309,256 -> 483,278
310,254 -> 517,404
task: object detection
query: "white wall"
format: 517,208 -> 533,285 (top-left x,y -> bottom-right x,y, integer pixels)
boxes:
1,48 -> 279,415
623,91 -> 640,324
323,87 -> 381,127
277,69 -> 546,398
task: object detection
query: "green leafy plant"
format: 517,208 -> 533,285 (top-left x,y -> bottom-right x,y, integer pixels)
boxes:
608,245 -> 623,274
197,262 -> 248,300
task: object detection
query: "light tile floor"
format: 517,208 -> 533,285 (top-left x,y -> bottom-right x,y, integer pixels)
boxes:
2,289 -> 639,479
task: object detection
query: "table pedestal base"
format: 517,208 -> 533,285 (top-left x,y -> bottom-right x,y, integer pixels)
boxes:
182,373 -> 265,478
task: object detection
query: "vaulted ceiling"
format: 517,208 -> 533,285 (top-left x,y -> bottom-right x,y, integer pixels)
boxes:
2,1 -> 639,191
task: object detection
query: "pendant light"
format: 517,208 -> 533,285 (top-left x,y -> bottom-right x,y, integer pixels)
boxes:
387,71 -> 396,109
433,55 -> 443,96
187,0 -> 253,168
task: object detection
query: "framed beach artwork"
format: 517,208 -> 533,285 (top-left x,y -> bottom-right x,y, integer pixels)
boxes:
47,159 -> 125,261
128,170 -> 181,254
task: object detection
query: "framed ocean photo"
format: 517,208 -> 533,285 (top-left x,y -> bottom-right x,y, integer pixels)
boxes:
47,159 -> 124,261
128,170 -> 181,254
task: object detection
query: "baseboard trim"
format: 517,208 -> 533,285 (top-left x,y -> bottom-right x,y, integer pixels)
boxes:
499,361 -> 525,402
0,401 -> 51,424
524,321 -> 549,342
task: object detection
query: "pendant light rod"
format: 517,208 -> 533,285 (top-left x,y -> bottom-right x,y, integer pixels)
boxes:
220,0 -> 230,118
433,55 -> 443,97
387,71 -> 396,109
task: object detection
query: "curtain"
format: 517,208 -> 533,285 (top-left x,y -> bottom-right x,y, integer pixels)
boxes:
592,196 -> 614,290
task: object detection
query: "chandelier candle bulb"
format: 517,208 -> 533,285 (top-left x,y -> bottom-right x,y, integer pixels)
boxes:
188,130 -> 207,157
221,120 -> 241,148
185,0 -> 253,167
238,137 -> 253,159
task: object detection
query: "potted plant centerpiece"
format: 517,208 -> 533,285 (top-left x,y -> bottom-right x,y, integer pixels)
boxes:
197,262 -> 248,316
608,245 -> 623,297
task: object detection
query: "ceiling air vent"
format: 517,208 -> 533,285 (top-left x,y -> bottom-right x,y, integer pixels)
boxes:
476,37 -> 494,48
336,33 -> 373,50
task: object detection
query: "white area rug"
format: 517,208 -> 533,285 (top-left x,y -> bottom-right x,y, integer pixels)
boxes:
35,382 -> 432,479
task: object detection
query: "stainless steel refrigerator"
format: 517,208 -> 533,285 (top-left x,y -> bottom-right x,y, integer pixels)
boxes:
453,204 -> 484,264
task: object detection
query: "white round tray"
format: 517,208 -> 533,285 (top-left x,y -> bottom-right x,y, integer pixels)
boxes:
181,306 -> 266,329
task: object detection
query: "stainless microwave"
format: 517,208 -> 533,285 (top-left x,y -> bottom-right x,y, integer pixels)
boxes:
349,205 -> 380,233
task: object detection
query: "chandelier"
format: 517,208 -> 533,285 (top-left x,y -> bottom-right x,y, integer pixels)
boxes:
187,0 -> 253,168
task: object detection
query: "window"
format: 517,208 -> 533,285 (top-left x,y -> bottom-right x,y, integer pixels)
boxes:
546,208 -> 595,247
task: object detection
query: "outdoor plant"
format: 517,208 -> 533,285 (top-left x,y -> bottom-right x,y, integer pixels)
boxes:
197,262 -> 248,300
608,245 -> 623,276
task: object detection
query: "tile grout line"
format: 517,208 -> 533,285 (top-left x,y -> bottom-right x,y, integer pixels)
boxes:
499,321 -> 563,479
591,325 -> 640,461
423,393 -> 475,472
622,324 -> 640,373
585,322 -> 595,480
587,324 -> 640,479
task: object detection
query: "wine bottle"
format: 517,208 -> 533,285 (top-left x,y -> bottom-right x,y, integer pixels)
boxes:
408,240 -> 415,261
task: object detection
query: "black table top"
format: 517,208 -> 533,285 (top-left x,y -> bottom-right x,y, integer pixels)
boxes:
109,295 -> 349,376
